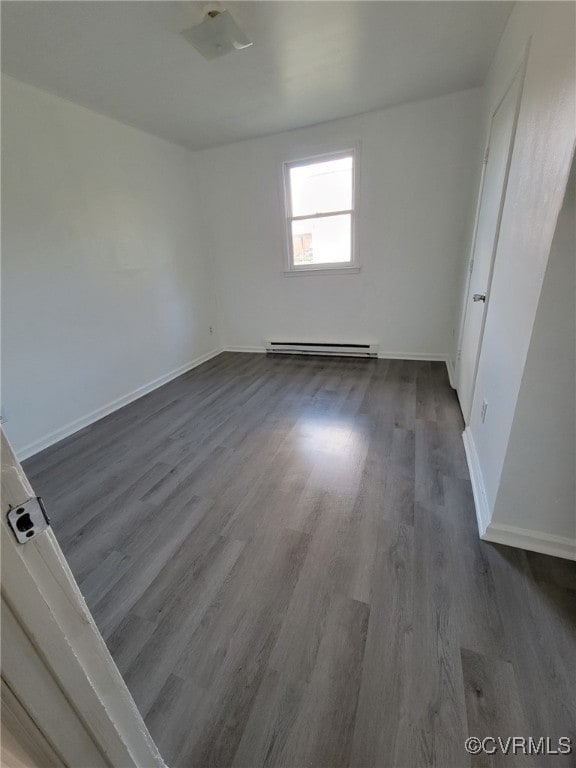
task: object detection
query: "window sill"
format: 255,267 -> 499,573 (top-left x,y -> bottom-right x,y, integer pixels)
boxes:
283,266 -> 361,277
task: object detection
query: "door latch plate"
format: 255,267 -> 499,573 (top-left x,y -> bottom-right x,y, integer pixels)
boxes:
7,497 -> 50,544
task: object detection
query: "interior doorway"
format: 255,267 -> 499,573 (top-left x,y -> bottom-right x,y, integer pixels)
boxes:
456,60 -> 526,421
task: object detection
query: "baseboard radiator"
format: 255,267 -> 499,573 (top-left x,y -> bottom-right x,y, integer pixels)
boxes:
265,340 -> 379,358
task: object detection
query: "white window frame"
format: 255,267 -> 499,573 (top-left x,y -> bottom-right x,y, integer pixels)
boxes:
282,148 -> 359,275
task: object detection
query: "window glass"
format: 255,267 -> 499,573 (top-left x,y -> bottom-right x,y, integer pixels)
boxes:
291,215 -> 352,265
289,156 -> 353,217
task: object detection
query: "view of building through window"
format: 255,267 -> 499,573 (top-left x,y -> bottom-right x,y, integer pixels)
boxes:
285,153 -> 354,269
292,231 -> 313,264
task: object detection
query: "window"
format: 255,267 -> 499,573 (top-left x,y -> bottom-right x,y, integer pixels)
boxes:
283,150 -> 357,273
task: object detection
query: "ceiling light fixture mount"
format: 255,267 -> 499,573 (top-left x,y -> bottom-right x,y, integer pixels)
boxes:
181,8 -> 253,61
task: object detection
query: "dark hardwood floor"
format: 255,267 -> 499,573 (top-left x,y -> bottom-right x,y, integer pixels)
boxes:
24,353 -> 576,768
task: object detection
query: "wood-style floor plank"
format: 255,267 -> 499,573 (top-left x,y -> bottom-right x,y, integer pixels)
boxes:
461,648 -> 537,768
25,352 -> 576,768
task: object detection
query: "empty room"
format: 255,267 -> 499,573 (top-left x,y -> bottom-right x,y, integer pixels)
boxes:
1,2 -> 575,766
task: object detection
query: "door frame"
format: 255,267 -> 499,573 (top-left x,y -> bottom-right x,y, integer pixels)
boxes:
1,678 -> 66,768
455,42 -> 531,421
1,428 -> 167,767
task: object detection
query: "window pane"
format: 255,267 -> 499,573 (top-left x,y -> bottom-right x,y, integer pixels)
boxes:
289,155 -> 353,217
291,214 -> 351,266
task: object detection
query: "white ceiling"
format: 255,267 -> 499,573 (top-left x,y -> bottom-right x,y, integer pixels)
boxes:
1,1 -> 512,150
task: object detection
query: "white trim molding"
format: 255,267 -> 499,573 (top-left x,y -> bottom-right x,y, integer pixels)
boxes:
462,426 -> 491,536
225,346 -> 267,354
376,352 -> 449,362
225,347 -> 451,364
462,426 -> 576,561
283,266 -> 361,277
482,522 -> 576,561
445,359 -> 456,389
17,348 -> 223,460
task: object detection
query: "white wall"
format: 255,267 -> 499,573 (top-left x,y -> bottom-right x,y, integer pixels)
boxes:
1,75 -> 220,457
492,165 -> 575,549
196,89 -> 482,357
461,3 -> 576,558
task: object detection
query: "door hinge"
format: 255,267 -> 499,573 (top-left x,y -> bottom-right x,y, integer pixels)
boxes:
7,497 -> 50,544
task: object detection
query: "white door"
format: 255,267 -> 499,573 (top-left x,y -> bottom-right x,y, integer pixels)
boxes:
1,679 -> 66,768
456,67 -> 525,421
0,428 -> 166,767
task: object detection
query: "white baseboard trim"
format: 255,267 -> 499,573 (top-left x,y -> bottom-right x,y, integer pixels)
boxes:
462,426 -> 576,561
483,522 -> 576,561
445,359 -> 456,389
17,348 -> 224,461
225,347 -> 450,362
225,346 -> 267,354
377,352 -> 449,361
462,426 -> 491,536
